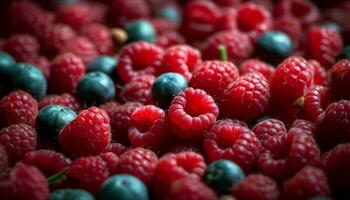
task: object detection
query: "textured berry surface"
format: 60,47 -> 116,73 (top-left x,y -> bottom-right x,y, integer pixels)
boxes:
99,152 -> 119,175
168,178 -> 217,200
239,59 -> 275,82
252,118 -> 287,144
61,37 -> 98,65
120,75 -> 155,105
309,59 -> 327,86
38,93 -> 81,112
3,34 -> 39,62
304,85 -> 331,122
81,24 -> 115,55
57,3 -> 94,30
0,145 -> 8,179
330,59 -> 350,100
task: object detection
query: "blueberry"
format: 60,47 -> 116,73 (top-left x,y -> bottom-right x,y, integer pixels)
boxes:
50,189 -> 94,200
152,72 -> 188,109
339,45 -> 350,59
36,105 -> 77,139
203,159 -> 245,195
77,72 -> 116,106
126,20 -> 156,43
88,56 -> 117,76
156,6 -> 181,23
99,174 -> 149,200
0,51 -> 15,76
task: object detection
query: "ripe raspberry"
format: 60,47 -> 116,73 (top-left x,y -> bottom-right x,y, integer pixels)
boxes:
117,42 -> 163,83
330,59 -> 350,100
30,56 -> 50,79
150,18 -> 178,34
115,147 -> 158,186
201,30 -> 253,64
0,90 -> 38,128
190,61 -> 239,100
168,178 -> 217,200
159,45 -> 201,81
61,37 -> 98,65
306,27 -> 343,69
280,166 -> 330,200
203,119 -> 260,172
99,101 -> 119,119
129,105 -> 170,151
119,75 -> 155,105
81,23 -> 115,55
165,140 -> 203,155
105,143 -> 130,156
59,107 -> 111,157
315,100 -> 350,151
309,59 -> 327,86
49,53 -> 85,94
99,152 -> 119,174
304,85 -> 331,122
57,3 -> 94,30
213,0 -> 241,7
38,93 -> 81,113
68,156 -> 109,194
3,34 -> 39,62
290,119 -> 314,135
232,174 -> 279,200
239,59 -> 275,82
155,31 -> 185,49
258,131 -> 320,181
22,150 -> 71,177
218,8 -> 237,31
153,152 -> 206,198
274,16 -> 302,48
168,88 -> 219,140
252,118 -> 287,144
0,145 -> 8,179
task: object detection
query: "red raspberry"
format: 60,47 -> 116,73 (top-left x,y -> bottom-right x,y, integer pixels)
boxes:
203,119 -> 260,172
232,174 -> 279,200
30,56 -> 50,79
105,143 -> 130,156
190,61 -> 239,100
280,166 -> 330,200
289,119 -> 314,135
315,100 -> 350,151
168,178 -> 217,200
218,8 -> 237,31
309,59 -> 327,86
201,30 -> 253,64
119,75 -> 155,105
252,118 -> 287,144
330,59 -> 350,100
57,3 -> 94,30
306,27 -> 343,69
59,107 -> 111,157
129,105 -> 170,151
153,152 -> 206,199
166,140 -> 203,155
68,156 -> 109,194
150,19 -> 178,34
115,147 -> 158,186
84,1 -> 106,25
39,93 -> 81,113
159,45 -> 201,80
239,59 -> 275,82
0,90 -> 38,128
0,145 -> 8,179
99,101 -> 119,119
61,37 -> 98,65
258,131 -> 320,181
304,85 -> 331,122
221,73 -> 270,122
156,31 -> 185,49
22,150 -> 71,177
49,53 -> 85,94
3,34 -> 39,62
99,152 -> 119,174
81,23 -> 115,55
236,3 -> 273,42
0,163 -> 49,200
117,42 -> 163,83
274,16 -> 302,48
168,88 -> 219,140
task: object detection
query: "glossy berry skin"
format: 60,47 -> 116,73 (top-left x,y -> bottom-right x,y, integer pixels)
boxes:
0,52 -> 15,79
252,118 -> 287,144
309,59 -> 327,86
330,59 -> 350,100
168,88 -> 219,140
156,6 -> 181,23
239,59 -> 275,82
203,159 -> 245,195
340,45 -> 350,59
49,189 -> 94,200
77,72 -> 116,106
88,56 -> 117,76
152,72 -> 188,109
120,75 -> 155,105
274,16 -> 302,48
168,178 -> 217,200
126,20 -> 156,43
59,107 -> 111,157
35,105 -> 77,139
304,85 -> 331,122
61,37 -> 98,65
99,174 -> 149,200
3,34 -> 39,62
38,93 -> 81,112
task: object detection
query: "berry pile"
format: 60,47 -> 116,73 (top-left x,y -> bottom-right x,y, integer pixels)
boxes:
0,0 -> 350,200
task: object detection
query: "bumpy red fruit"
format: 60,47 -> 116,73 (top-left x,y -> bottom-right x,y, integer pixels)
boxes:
156,31 -> 185,49
239,59 -> 275,82
99,152 -> 119,174
59,107 -> 111,157
309,59 -> 327,86
0,145 -> 8,179
274,16 -> 302,48
38,93 -> 81,112
30,56 -> 50,79
3,34 -> 39,62
104,143 -> 130,156
119,75 -> 155,105
169,178 -> 217,200
99,101 -> 119,119
218,8 -> 237,31
0,90 -> 38,128
330,59 -> 350,100
289,119 -> 314,136
61,37 -> 98,65
304,85 -> 331,122
57,3 -> 94,30
81,23 -> 115,55
168,88 -> 219,140
252,118 -> 287,144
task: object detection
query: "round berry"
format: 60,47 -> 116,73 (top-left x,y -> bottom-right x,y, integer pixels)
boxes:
39,93 -> 81,112
119,75 -> 155,105
340,45 -> 350,59
61,36 -> 98,65
156,6 -> 181,23
239,59 -> 275,82
330,59 -> 350,100
126,20 -> 156,43
3,34 -> 39,62
304,85 -> 331,122
88,56 -> 117,76
50,189 -> 94,200
252,118 -> 287,144
169,178 -> 217,200
0,51 -> 15,78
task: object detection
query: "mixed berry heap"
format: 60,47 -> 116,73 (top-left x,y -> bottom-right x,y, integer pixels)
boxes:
0,0 -> 350,200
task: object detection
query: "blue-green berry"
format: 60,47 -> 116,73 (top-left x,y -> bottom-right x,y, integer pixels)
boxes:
50,189 -> 94,200
156,7 -> 181,23
340,45 -> 350,59
88,56 -> 117,76
0,51 -> 15,76
126,20 -> 156,43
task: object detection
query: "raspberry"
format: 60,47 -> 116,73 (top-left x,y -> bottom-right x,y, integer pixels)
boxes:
68,156 -> 109,195
280,166 -> 330,200
252,118 -> 287,144
3,34 -> 39,62
30,56 -> 50,79
306,27 -> 343,69
290,119 -> 314,135
168,178 -> 217,200
304,85 -> 331,122
201,30 -> 253,64
315,100 -> 350,151
49,53 -> 85,94
119,75 -> 155,105
129,105 -> 170,151
59,107 -> 111,157
214,0 -> 241,7
232,174 -> 279,200
190,61 -> 239,100
258,131 -> 320,181
165,140 -> 203,155
0,145 -> 8,179
309,59 -> 327,86
57,3 -> 94,30
0,90 -> 38,128
99,101 -> 119,119
38,93 -> 81,112
117,42 -> 163,83
150,18 -> 178,35
61,37 -> 98,65
115,147 -> 158,186
239,59 -> 275,82
159,45 -> 201,81
203,119 -> 260,172
99,152 -> 119,174
0,163 -> 49,200
218,8 -> 237,31
22,150 -> 71,177
105,143 -> 130,156
274,16 -> 302,48
155,31 -> 185,49
168,88 -> 219,140
81,23 -> 115,55
153,151 -> 206,198
330,59 -> 350,100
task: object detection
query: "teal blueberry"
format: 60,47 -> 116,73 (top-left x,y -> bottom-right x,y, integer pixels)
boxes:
0,51 -> 15,76
99,174 -> 149,200
340,45 -> 350,59
321,22 -> 341,33
126,20 -> 156,43
156,7 -> 181,23
203,159 -> 245,195
152,72 -> 188,109
50,189 -> 94,200
77,72 -> 115,106
36,105 -> 77,139
88,56 -> 117,76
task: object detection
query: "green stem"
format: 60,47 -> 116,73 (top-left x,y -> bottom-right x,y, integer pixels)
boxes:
48,168 -> 69,185
218,45 -> 228,61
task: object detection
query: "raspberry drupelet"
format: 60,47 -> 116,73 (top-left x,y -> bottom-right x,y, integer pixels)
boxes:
168,178 -> 217,200
252,118 -> 287,144
119,75 -> 155,105
239,59 -> 275,82
38,93 -> 81,113
304,85 -> 331,122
